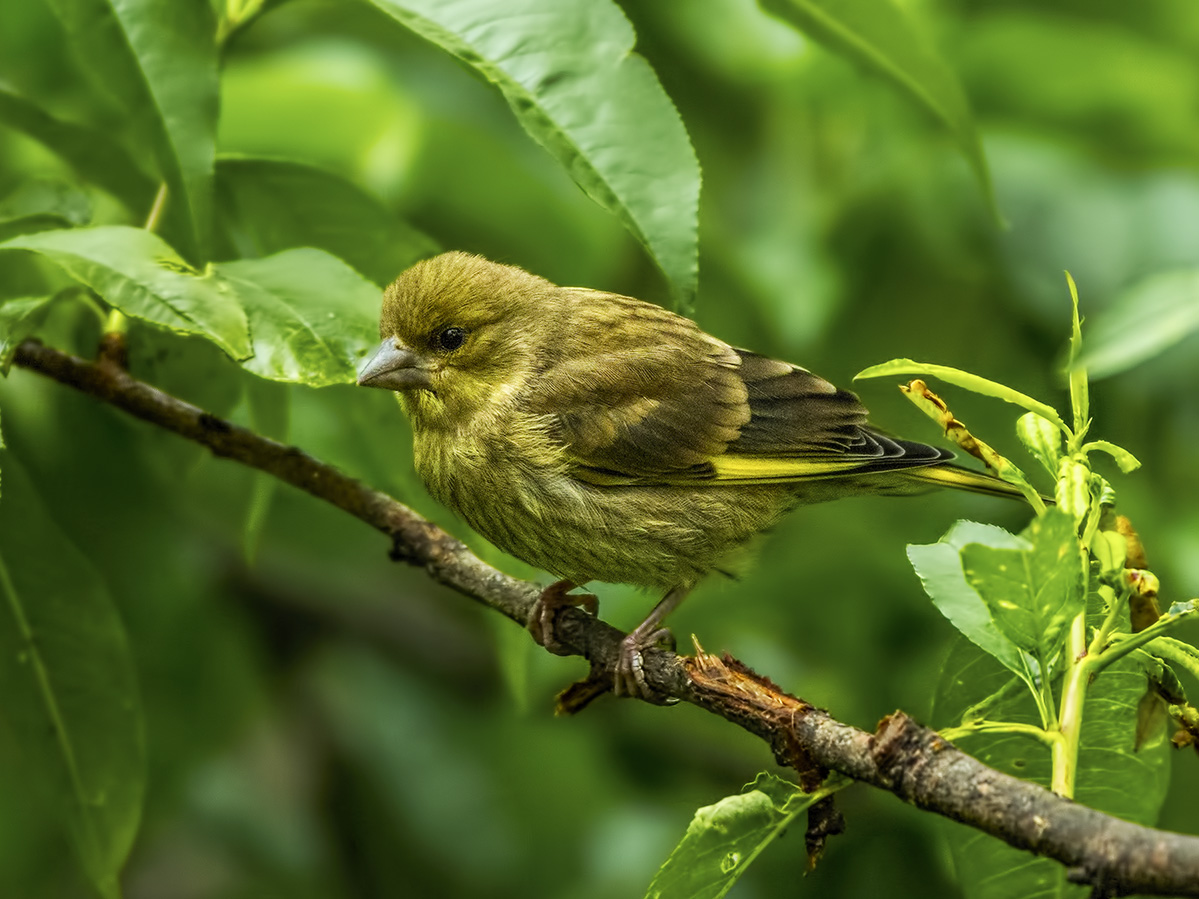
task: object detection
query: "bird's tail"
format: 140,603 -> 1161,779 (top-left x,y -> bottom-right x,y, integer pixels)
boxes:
904,463 -> 1034,502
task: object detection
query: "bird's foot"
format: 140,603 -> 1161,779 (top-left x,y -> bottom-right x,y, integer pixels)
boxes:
527,579 -> 598,656
613,626 -> 677,700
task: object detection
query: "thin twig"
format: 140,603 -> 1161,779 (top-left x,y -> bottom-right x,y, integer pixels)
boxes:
12,338 -> 1199,898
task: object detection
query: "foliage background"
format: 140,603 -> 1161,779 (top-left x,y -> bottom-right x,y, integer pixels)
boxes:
1,0 -> 1198,896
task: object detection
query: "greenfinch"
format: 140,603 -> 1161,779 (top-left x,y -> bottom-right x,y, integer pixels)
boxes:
358,252 -> 1024,698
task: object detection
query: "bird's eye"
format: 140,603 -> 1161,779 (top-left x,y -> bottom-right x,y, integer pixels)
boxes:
435,327 -> 466,351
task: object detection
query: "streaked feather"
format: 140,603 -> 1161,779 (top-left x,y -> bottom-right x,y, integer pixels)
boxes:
373,251 -> 1027,599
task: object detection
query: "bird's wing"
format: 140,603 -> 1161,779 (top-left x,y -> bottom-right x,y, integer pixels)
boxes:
528,293 -> 751,481
707,351 -> 952,484
531,293 -> 950,486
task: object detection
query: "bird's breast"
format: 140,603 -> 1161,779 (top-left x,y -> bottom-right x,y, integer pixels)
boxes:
409,422 -> 795,592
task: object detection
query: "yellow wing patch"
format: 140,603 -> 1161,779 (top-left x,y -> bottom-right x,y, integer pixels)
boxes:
571,454 -> 866,487
709,454 -> 866,483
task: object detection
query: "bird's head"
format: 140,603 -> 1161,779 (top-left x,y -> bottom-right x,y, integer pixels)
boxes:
357,251 -> 556,429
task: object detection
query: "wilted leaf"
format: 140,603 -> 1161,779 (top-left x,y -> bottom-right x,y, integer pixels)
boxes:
856,359 -> 1067,431
1140,636 -> 1199,684
1082,440 -> 1141,474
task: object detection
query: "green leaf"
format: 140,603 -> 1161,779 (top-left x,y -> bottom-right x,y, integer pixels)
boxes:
214,155 -> 438,286
0,88 -> 157,213
1015,411 -> 1062,476
242,376 -> 289,563
855,359 -> 1068,432
217,0 -> 271,41
217,248 -> 380,385
1099,602 -> 1199,672
125,326 -> 245,476
758,0 -> 995,217
44,0 -> 219,260
908,520 -> 1037,689
644,773 -> 824,899
0,178 -> 92,235
1139,636 -> 1199,685
0,297 -> 56,373
0,453 -> 145,899
1075,269 -> 1199,379
960,509 -> 1082,666
933,636 -> 1170,899
0,226 -> 251,359
1065,271 -> 1089,435
1098,606 -> 1199,680
126,326 -> 244,418
0,228 -> 380,385
1089,530 -> 1126,577
1081,440 -> 1141,474
365,0 -> 700,305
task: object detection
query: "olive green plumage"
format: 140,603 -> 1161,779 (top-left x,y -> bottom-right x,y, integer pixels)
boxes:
358,251 -> 1022,696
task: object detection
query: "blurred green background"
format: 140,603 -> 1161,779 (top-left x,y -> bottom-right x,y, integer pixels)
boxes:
1,0 -> 1198,896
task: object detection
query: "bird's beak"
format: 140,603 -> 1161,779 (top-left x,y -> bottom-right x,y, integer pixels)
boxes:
357,339 -> 433,391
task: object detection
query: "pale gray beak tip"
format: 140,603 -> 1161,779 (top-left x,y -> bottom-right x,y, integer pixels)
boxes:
357,339 -> 432,391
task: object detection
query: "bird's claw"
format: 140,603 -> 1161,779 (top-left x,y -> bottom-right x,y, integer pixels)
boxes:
528,580 -> 598,656
613,626 -> 677,702
533,581 -> 679,704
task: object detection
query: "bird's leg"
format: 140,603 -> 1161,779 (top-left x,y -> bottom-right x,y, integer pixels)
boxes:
613,585 -> 692,700
528,579 -> 599,656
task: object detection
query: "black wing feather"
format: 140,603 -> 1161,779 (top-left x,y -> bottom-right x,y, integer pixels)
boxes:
533,301 -> 952,483
727,351 -> 951,471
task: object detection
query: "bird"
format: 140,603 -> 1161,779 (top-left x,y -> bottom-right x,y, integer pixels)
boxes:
357,251 -> 1026,699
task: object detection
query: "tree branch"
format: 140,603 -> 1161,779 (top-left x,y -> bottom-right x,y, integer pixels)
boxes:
12,338 -> 1199,897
